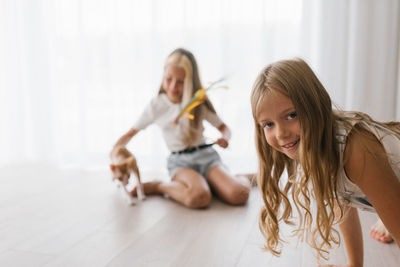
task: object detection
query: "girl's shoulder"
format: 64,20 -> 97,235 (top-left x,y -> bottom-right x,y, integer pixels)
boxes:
343,121 -> 398,185
345,123 -> 383,155
138,94 -> 176,120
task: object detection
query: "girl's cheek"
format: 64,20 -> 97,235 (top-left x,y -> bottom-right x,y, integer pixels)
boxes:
262,130 -> 268,144
266,140 -> 274,148
265,133 -> 279,151
264,133 -> 273,147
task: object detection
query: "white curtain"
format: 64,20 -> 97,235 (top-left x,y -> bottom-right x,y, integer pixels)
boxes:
301,0 -> 400,121
1,0 -> 399,172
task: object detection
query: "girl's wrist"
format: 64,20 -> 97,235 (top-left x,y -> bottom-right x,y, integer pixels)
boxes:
346,259 -> 362,267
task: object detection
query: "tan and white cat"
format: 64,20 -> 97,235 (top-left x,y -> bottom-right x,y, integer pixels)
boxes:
110,146 -> 145,205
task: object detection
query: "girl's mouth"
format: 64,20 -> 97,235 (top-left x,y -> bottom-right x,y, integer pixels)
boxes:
281,139 -> 299,151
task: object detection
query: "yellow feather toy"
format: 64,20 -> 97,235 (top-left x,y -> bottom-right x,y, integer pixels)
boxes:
173,79 -> 227,125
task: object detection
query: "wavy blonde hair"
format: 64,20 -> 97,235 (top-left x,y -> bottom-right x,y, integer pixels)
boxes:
159,48 -> 216,146
251,58 -> 400,259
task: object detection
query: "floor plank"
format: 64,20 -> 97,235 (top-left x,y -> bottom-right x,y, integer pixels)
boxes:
0,250 -> 53,267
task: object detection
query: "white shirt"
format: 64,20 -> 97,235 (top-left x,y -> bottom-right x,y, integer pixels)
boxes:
132,93 -> 223,152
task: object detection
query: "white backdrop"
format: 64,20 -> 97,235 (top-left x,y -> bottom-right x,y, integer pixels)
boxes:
1,0 -> 399,173
302,0 -> 400,120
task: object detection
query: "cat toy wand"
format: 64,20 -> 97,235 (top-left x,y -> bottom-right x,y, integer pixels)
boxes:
173,78 -> 228,125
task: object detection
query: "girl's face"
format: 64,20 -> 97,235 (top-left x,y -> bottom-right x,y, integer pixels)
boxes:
257,90 -> 301,160
162,65 -> 185,103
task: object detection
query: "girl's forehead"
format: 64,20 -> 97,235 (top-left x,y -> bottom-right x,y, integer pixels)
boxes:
165,64 -> 185,77
256,90 -> 294,118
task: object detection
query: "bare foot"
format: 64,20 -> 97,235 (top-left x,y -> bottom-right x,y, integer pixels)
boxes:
369,218 -> 393,243
130,181 -> 162,196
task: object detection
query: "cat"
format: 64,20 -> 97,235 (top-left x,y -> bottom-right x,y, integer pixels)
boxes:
110,146 -> 145,204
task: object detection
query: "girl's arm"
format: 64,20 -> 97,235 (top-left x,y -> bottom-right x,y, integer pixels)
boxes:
344,126 -> 400,246
110,128 -> 139,156
336,206 -> 363,267
214,123 -> 231,148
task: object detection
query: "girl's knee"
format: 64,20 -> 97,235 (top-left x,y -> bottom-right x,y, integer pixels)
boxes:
225,185 -> 250,205
184,189 -> 212,209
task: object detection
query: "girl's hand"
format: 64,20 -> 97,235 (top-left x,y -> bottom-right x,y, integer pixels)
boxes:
216,123 -> 231,149
214,138 -> 229,148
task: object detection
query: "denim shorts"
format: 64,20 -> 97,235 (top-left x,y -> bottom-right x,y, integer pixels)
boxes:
167,147 -> 222,179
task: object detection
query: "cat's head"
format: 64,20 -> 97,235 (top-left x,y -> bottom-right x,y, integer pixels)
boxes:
110,163 -> 130,185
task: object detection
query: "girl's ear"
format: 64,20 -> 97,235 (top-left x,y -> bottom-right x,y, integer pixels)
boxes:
110,164 -> 116,171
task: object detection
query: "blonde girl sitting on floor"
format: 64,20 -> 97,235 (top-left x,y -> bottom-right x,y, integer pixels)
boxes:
250,58 -> 400,266
112,48 -> 250,208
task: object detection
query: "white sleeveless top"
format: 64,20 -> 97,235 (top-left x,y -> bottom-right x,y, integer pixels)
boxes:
336,120 -> 400,212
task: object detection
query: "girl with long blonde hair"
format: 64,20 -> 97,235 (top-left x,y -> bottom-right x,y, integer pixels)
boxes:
251,58 -> 400,266
112,48 -> 250,208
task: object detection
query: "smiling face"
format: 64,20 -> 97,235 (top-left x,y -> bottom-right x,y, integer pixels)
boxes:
162,65 -> 186,103
257,90 -> 301,160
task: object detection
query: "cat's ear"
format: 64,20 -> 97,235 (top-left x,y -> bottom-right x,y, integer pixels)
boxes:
110,164 -> 116,171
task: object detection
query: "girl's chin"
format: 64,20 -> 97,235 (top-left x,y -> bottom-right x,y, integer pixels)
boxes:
168,95 -> 182,103
283,150 -> 299,160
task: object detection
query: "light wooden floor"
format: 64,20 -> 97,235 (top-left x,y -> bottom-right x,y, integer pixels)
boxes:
0,164 -> 398,267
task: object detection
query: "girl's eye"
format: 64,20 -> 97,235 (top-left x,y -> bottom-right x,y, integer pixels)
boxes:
178,80 -> 184,84
288,112 -> 297,120
263,122 -> 273,129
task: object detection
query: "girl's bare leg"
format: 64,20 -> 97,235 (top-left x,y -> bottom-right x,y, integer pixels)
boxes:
370,218 -> 394,243
131,181 -> 163,195
207,165 -> 251,205
131,168 -> 212,209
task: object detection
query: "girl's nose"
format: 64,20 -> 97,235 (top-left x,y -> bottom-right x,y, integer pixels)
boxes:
171,80 -> 179,90
276,125 -> 289,139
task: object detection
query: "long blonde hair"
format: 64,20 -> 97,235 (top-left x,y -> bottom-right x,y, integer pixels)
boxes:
251,58 -> 400,259
159,48 -> 216,146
